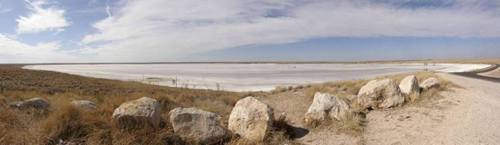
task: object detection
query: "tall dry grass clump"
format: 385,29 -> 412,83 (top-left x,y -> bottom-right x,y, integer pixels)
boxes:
40,104 -> 96,144
0,103 -> 43,144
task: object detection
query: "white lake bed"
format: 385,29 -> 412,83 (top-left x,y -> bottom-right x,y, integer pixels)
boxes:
24,63 -> 490,92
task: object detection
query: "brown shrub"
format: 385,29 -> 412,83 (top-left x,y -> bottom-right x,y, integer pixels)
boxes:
0,103 -> 43,144
40,105 -> 93,144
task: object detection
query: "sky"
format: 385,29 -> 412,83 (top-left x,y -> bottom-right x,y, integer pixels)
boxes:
0,0 -> 500,63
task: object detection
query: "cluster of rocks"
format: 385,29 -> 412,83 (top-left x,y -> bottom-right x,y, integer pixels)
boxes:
304,75 -> 440,124
112,96 -> 275,144
7,96 -> 276,144
5,75 -> 441,144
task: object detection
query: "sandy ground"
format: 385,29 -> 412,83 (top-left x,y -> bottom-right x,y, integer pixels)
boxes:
479,67 -> 500,78
365,74 -> 500,145
261,73 -> 500,145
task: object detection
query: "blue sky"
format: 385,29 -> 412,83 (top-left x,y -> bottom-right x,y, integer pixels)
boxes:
0,0 -> 499,63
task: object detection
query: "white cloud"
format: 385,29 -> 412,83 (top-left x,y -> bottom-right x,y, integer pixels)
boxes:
16,0 -> 70,34
0,34 -> 77,63
80,0 -> 500,62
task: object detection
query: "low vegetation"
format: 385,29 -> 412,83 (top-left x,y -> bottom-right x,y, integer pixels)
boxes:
0,65 -> 454,145
0,65 -> 240,145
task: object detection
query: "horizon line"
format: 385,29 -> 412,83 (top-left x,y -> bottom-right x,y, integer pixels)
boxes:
5,58 -> 500,65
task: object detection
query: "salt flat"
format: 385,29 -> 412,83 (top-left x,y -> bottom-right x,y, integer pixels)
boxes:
23,63 -> 490,92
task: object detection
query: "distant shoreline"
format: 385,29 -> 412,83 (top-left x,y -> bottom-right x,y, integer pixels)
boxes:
454,64 -> 500,83
3,58 -> 500,65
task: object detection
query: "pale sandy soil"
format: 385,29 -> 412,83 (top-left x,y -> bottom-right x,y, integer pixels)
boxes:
261,73 -> 500,145
479,67 -> 500,78
365,74 -> 500,145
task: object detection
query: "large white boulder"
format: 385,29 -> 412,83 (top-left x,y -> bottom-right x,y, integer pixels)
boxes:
304,92 -> 351,125
71,100 -> 97,111
355,79 -> 404,109
420,77 -> 440,90
112,97 -> 161,128
9,97 -> 50,110
169,107 -> 228,144
399,75 -> 420,95
228,97 -> 274,142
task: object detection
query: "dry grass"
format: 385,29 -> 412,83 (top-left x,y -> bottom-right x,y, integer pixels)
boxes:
0,65 -> 241,116
0,65 -> 241,145
0,65 -> 455,145
309,112 -> 366,137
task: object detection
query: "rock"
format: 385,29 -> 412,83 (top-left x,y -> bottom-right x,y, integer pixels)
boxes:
399,75 -> 421,102
71,100 -> 97,110
330,95 -> 351,121
228,97 -> 274,142
304,92 -> 351,125
112,97 -> 161,128
399,75 -> 420,95
355,79 -> 404,109
420,77 -> 440,90
8,101 -> 23,108
169,107 -> 228,144
9,97 -> 50,110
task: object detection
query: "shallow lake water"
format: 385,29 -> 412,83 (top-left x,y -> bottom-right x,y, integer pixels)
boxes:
24,63 -> 489,92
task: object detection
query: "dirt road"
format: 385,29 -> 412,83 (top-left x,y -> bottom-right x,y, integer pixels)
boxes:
364,73 -> 500,145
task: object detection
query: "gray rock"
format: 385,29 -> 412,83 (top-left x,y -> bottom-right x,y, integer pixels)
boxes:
112,97 -> 161,128
420,77 -> 440,90
169,107 -> 228,144
9,97 -> 50,110
71,100 -> 97,111
304,92 -> 351,125
228,97 -> 274,141
355,79 -> 404,109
